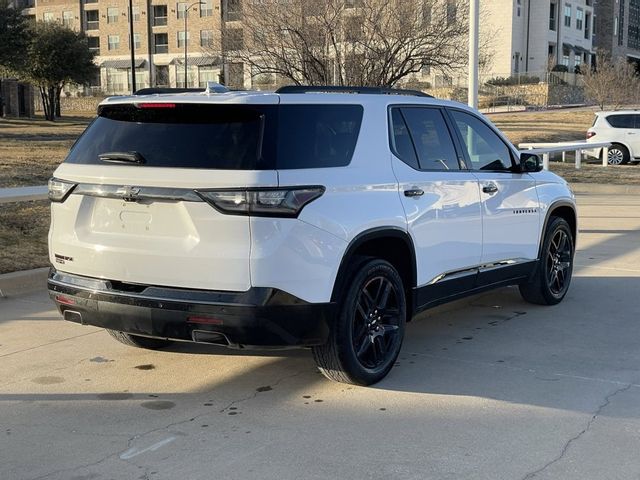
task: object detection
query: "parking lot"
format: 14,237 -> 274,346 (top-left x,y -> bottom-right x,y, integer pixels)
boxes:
1,191 -> 640,480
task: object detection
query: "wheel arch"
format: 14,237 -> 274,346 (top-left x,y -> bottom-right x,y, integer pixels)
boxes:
539,200 -> 577,258
331,227 -> 417,316
608,141 -> 633,160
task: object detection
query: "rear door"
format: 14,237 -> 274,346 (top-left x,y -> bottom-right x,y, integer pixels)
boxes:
389,106 -> 483,296
606,114 -> 637,155
50,102 -> 278,292
446,108 -> 540,280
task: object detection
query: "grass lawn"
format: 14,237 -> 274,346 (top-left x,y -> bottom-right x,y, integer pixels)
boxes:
0,107 -> 637,274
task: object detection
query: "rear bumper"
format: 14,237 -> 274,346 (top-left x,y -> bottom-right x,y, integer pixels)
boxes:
48,269 -> 334,348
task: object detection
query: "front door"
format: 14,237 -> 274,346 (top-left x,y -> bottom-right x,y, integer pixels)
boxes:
446,108 -> 541,283
389,106 -> 483,300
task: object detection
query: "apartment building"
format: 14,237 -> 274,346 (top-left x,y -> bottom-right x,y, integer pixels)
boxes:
593,0 -> 640,70
18,0 -> 223,93
481,0 -> 595,78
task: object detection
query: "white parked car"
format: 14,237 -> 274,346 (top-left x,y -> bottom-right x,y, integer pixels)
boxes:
586,110 -> 640,165
47,85 -> 577,385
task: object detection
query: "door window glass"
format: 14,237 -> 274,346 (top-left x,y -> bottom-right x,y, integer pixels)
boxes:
389,108 -> 419,169
450,110 -> 513,171
400,107 -> 460,170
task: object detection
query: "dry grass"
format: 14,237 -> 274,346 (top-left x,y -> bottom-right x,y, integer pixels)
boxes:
0,201 -> 50,274
487,108 -> 596,146
0,113 -> 92,188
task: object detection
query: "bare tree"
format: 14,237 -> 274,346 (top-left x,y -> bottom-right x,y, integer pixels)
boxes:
216,0 -> 471,88
582,49 -> 640,110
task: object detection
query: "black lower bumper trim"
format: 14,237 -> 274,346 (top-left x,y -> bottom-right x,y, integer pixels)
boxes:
48,269 -> 334,348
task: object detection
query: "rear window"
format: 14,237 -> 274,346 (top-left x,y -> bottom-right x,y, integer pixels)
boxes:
606,114 -> 637,129
65,103 -> 363,170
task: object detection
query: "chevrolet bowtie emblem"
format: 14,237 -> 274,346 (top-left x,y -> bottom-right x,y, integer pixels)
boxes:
117,186 -> 141,202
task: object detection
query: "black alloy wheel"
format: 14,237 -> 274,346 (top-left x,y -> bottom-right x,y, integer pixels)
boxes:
546,228 -> 572,297
520,216 -> 574,305
312,258 -> 407,385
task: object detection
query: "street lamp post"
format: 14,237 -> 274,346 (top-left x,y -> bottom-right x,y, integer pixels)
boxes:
184,1 -> 205,87
128,0 -> 136,93
468,0 -> 479,109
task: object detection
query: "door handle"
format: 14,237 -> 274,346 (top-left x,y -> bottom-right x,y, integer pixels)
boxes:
482,183 -> 498,194
404,188 -> 424,198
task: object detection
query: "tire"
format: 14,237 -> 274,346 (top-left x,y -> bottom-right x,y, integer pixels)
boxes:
519,216 -> 574,305
312,258 -> 406,386
607,144 -> 630,165
106,329 -> 173,350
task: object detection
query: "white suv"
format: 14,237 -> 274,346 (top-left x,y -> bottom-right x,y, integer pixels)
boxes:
586,110 -> 640,165
47,85 -> 577,385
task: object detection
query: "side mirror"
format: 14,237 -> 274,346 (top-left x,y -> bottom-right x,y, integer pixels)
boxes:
519,152 -> 543,173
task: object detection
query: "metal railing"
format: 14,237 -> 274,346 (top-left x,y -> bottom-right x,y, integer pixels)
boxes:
519,141 -> 612,170
0,186 -> 48,204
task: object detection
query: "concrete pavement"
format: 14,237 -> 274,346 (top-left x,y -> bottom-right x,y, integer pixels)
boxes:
1,192 -> 640,480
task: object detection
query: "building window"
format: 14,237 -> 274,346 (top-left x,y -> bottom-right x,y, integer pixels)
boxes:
200,29 -> 214,47
107,7 -> 119,23
177,2 -> 187,19
516,0 -> 521,17
548,43 -> 556,58
222,28 -> 244,51
155,65 -> 169,87
576,8 -> 583,30
85,10 -> 99,30
154,33 -> 168,53
200,0 -> 212,17
84,0 -> 98,4
549,3 -> 557,31
132,5 -> 140,21
564,4 -> 571,28
198,66 -> 217,87
585,12 -> 591,39
446,0 -> 456,25
177,31 -> 189,48
62,11 -> 73,27
129,33 -> 141,49
562,45 -> 571,66
43,11 -> 54,22
108,35 -> 120,51
223,0 -> 241,21
619,0 -> 626,46
153,5 -> 167,26
87,36 -> 100,54
629,0 -> 640,49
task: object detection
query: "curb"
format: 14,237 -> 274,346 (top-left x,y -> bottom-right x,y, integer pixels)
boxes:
570,183 -> 640,195
0,267 -> 49,298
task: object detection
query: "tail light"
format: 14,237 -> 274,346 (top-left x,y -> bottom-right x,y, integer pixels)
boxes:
48,178 -> 77,202
586,131 -> 596,139
196,186 -> 325,218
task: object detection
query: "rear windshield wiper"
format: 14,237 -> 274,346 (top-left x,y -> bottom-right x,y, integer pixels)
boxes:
98,151 -> 146,165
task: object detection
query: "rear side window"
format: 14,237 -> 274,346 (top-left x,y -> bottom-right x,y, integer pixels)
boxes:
65,103 -> 363,170
606,114 -> 636,128
277,105 -> 363,169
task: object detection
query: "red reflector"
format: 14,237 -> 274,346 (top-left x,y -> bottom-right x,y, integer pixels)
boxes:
187,316 -> 224,326
55,295 -> 76,306
137,103 -> 176,109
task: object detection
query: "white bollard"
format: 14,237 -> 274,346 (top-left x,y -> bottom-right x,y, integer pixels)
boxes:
575,149 -> 582,169
543,153 -> 550,170
562,151 -> 566,163
602,146 -> 609,167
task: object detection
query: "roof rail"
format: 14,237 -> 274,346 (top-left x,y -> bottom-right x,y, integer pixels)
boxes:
275,85 -> 433,98
134,87 -> 205,95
